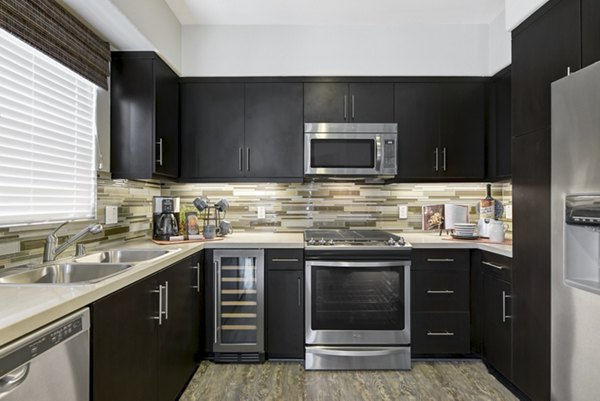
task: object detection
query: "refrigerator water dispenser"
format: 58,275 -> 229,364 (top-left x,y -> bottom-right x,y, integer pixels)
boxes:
564,194 -> 600,295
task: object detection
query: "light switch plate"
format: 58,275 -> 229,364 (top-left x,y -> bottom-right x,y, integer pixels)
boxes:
398,205 -> 408,219
105,205 -> 118,225
505,204 -> 513,219
257,206 -> 266,219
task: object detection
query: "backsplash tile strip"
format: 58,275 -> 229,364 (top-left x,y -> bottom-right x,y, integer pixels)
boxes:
0,174 -> 511,269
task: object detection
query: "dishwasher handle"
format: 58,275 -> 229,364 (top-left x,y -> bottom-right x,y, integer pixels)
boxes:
0,364 -> 29,394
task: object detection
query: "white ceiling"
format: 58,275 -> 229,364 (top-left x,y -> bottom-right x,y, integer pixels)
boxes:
165,0 -> 505,26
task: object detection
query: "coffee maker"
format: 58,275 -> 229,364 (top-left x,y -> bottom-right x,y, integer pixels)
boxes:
153,196 -> 180,240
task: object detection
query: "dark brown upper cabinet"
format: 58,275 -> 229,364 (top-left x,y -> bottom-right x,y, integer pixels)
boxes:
304,82 -> 394,123
511,0 -> 581,137
582,0 -> 600,68
487,66 -> 512,181
180,82 -> 303,181
110,52 -> 179,179
394,81 -> 485,181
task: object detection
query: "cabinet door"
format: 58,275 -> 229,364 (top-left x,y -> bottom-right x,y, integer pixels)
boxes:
348,83 -> 394,122
511,0 -> 581,136
157,256 -> 202,401
244,83 -> 303,179
493,67 -> 512,179
267,270 -> 304,359
439,82 -> 485,180
512,129 -> 551,401
394,83 -> 440,180
483,274 -> 512,380
304,83 -> 348,122
582,0 -> 600,68
180,83 -> 245,179
91,275 -> 159,401
110,55 -> 154,179
154,56 -> 179,178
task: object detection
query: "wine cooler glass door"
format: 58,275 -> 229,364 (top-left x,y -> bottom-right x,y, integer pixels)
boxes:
214,250 -> 264,353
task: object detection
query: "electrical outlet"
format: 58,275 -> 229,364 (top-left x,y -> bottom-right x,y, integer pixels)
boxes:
257,206 -> 266,219
398,205 -> 408,219
105,205 -> 118,225
505,204 -> 513,219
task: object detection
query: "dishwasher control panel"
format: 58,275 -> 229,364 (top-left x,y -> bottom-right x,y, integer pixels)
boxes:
0,313 -> 85,378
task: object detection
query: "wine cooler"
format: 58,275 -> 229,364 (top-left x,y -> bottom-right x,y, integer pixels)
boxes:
212,249 -> 265,362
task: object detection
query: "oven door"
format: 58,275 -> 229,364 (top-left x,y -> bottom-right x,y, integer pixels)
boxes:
305,260 -> 410,345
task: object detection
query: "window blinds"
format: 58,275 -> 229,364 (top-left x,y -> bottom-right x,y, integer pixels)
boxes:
0,27 -> 97,226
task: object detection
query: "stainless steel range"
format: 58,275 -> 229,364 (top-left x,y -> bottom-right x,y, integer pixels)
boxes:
304,229 -> 411,370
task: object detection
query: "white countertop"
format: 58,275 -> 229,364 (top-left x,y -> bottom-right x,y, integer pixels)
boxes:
400,233 -> 513,258
0,231 -> 510,348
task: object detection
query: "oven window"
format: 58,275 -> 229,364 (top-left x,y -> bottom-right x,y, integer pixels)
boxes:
310,139 -> 375,168
312,266 -> 405,330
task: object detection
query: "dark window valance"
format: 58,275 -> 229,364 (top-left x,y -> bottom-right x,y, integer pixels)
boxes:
0,0 -> 110,89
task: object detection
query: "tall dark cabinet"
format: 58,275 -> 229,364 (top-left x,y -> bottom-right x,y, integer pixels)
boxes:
394,81 -> 485,181
111,52 -> 179,179
510,0 -> 580,399
180,81 -> 303,181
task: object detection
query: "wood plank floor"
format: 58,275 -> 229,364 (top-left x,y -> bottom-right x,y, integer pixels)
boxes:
179,360 -> 517,401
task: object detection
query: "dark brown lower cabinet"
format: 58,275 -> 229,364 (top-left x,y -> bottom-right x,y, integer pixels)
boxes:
482,273 -> 513,380
91,253 -> 202,401
266,249 -> 304,359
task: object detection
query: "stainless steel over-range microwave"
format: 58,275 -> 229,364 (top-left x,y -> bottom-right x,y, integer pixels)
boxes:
304,123 -> 398,177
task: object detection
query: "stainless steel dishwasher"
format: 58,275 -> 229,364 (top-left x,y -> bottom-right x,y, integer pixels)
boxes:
0,308 -> 90,401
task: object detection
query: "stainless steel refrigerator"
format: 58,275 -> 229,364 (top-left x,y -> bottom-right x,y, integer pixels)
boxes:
551,61 -> 600,401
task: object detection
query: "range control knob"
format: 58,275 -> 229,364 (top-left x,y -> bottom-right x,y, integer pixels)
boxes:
386,238 -> 398,246
319,238 -> 327,246
327,239 -> 335,246
397,237 -> 406,246
307,238 -> 316,246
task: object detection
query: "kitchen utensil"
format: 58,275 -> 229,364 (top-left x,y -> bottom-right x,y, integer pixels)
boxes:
488,220 -> 509,243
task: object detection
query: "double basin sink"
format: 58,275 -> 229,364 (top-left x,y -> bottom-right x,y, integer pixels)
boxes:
0,249 -> 174,285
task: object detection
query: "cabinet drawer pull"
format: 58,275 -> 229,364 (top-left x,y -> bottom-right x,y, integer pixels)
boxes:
482,261 -> 506,270
351,95 -> 355,119
297,276 -> 302,307
442,147 -> 447,171
434,147 -> 439,172
156,138 -> 163,166
239,148 -> 243,171
154,285 -> 164,326
427,331 -> 455,336
426,290 -> 455,294
426,258 -> 455,262
192,262 -> 200,293
502,291 -> 512,323
246,148 -> 250,171
344,96 -> 348,120
271,258 -> 299,262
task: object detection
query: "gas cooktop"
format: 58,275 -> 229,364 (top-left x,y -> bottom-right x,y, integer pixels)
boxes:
304,229 -> 409,249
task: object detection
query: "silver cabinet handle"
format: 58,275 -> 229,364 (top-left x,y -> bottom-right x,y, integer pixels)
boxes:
192,262 -> 201,293
297,276 -> 302,307
239,147 -> 243,171
567,66 -> 571,76
156,138 -> 163,166
343,95 -> 347,120
351,95 -> 355,120
427,258 -> 455,262
427,290 -> 455,294
246,148 -> 250,171
427,331 -> 455,336
164,281 -> 169,320
434,147 -> 439,171
271,258 -> 300,262
502,291 -> 512,323
155,284 -> 164,326
442,147 -> 447,171
482,261 -> 506,270
214,260 -> 219,345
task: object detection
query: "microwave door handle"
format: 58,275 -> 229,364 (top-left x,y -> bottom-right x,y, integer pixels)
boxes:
375,136 -> 382,171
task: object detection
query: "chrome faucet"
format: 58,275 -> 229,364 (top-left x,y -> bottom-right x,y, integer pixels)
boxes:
43,222 -> 104,262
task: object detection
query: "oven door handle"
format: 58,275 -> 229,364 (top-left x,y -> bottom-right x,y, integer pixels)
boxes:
308,347 -> 407,357
307,261 -> 410,268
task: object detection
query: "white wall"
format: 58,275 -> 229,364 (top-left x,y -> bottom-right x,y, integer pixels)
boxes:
182,24 -> 490,77
488,10 -> 511,75
505,0 -> 550,31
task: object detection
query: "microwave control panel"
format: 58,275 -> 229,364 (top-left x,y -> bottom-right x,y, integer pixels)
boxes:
383,139 -> 396,169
